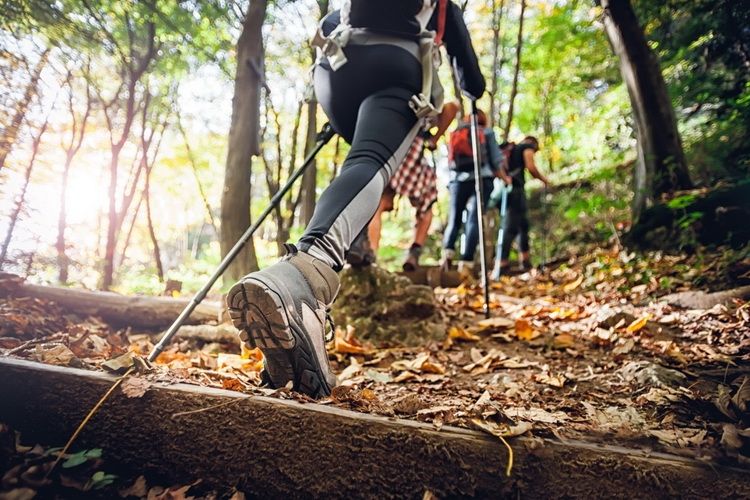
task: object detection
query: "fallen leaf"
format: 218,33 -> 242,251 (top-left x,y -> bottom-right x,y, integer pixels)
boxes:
536,372 -> 566,388
563,274 -> 584,292
222,378 -> 244,391
515,319 -> 540,341
121,376 -> 151,398
102,352 -> 137,373
505,407 -> 567,424
217,353 -> 262,372
334,337 -> 369,355
391,353 -> 445,374
625,314 -> 650,334
552,333 -> 575,349
448,326 -> 479,342
34,344 -> 78,366
119,475 -> 148,498
648,428 -> 707,448
476,317 -> 514,331
338,357 -> 363,382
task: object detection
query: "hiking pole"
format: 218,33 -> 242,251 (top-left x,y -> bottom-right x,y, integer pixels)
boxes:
468,100 -> 490,319
491,182 -> 509,281
147,123 -> 336,362
540,185 -> 549,272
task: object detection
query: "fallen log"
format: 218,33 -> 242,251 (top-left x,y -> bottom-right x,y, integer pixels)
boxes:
661,285 -> 750,309
1,357 -> 748,498
0,280 -> 220,329
174,323 -> 240,345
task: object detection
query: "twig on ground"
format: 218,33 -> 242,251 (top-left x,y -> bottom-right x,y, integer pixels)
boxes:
171,398 -> 243,419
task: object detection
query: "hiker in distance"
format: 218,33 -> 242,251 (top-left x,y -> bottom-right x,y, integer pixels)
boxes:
441,109 -> 510,280
348,102 -> 460,271
227,0 -> 486,398
491,136 -> 551,276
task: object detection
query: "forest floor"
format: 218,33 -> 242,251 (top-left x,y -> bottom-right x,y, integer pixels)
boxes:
1,243 -> 749,498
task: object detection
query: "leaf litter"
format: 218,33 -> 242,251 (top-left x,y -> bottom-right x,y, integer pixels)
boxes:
2,245 -> 750,470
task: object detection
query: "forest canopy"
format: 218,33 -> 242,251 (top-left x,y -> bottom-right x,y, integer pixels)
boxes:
0,0 -> 747,293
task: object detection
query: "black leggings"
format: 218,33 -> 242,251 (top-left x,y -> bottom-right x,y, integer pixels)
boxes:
499,189 -> 530,259
297,44 -> 422,270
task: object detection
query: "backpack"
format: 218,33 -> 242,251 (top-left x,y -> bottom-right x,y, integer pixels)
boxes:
499,141 -> 515,172
448,124 -> 485,172
345,0 -> 434,38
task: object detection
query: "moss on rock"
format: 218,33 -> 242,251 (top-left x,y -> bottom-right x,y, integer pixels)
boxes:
331,266 -> 445,347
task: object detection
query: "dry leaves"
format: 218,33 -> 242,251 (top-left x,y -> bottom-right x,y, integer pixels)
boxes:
120,376 -> 151,398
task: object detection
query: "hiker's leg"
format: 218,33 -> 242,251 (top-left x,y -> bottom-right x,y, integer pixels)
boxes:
500,193 -> 522,266
442,181 -> 472,254
368,189 -> 394,252
517,192 -> 531,267
460,178 -> 493,262
413,207 -> 433,247
298,87 -> 420,269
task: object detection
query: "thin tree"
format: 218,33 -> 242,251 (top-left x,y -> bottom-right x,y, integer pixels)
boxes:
115,85 -> 170,275
503,0 -> 526,142
0,114 -> 52,267
598,0 -> 692,219
0,48 -> 50,173
220,0 -> 268,283
261,94 -> 304,254
299,0 -> 330,225
488,0 -> 506,128
56,65 -> 93,284
176,111 -> 218,234
95,6 -> 158,290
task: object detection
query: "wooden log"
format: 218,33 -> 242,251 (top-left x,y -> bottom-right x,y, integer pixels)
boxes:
174,323 -> 240,345
661,285 -> 750,309
0,357 -> 748,498
0,281 -> 220,329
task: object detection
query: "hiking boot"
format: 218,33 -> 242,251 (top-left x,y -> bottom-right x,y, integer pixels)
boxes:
490,260 -> 512,281
402,245 -> 422,272
440,249 -> 455,272
346,230 -> 375,267
227,244 -> 340,398
520,260 -> 532,272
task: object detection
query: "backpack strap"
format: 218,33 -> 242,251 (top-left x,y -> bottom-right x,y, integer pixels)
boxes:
435,0 -> 448,45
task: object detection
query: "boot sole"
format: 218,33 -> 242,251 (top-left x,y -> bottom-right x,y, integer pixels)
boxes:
227,278 -> 333,398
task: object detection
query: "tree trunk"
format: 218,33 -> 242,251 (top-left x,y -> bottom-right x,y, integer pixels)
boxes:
101,145 -> 122,290
299,0 -> 329,225
220,0 -> 267,283
503,0 -> 526,142
0,48 -> 50,173
0,118 -> 50,268
144,168 -> 164,282
0,282 -> 220,328
599,0 -> 692,220
56,156 -> 73,283
488,0 -> 506,128
57,71 -> 92,285
300,100 -> 318,225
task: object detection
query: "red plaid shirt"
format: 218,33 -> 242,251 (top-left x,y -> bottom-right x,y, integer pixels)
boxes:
388,136 -> 438,214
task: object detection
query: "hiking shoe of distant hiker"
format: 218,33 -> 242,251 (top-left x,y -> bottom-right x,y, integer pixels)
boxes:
227,244 -> 340,398
346,230 -> 376,267
440,249 -> 455,272
402,245 -> 423,272
490,260 -> 512,281
520,260 -> 533,272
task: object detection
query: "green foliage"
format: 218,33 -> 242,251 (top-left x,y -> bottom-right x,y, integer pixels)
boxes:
88,471 -> 118,490
634,0 -> 750,180
62,448 -> 102,469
